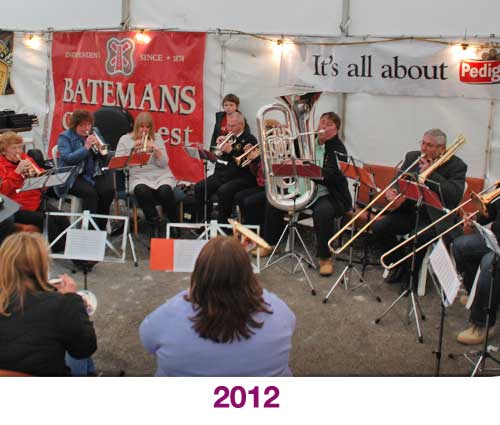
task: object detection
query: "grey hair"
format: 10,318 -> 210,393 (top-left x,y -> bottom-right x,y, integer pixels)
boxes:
230,111 -> 245,125
424,129 -> 447,146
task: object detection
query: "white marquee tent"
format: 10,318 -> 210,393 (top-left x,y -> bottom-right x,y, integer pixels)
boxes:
1,0 -> 499,183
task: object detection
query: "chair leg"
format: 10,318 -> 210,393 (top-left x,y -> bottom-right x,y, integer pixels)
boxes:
133,206 -> 138,237
178,201 -> 183,223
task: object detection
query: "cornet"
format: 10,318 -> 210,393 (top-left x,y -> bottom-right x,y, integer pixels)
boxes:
88,127 -> 108,156
135,131 -> 154,154
235,144 -> 260,167
214,132 -> 235,156
17,154 -> 46,178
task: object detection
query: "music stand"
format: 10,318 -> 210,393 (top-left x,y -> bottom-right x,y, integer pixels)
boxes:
374,178 -> 445,343
186,144 -> 218,227
323,156 -> 382,304
16,166 -> 74,237
261,157 -> 322,295
48,210 -> 135,288
107,148 -> 151,250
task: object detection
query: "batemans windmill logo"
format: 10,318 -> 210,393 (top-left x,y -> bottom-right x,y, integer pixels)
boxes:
105,37 -> 135,77
459,46 -> 500,84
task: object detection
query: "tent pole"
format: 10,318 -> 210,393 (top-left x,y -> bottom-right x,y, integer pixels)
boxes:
121,0 -> 130,30
338,0 -> 350,141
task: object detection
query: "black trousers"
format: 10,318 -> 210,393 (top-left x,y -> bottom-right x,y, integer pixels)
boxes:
69,173 -> 115,229
264,195 -> 345,258
14,202 -> 69,252
194,174 -> 255,224
133,184 -> 175,223
234,186 -> 265,226
371,207 -> 434,285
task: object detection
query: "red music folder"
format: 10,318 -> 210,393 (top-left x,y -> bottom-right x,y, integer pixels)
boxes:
107,155 -> 129,170
397,178 -> 443,210
339,161 -> 377,190
128,152 -> 152,166
271,163 -> 322,179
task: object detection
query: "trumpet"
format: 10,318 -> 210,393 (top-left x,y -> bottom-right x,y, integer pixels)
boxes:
214,132 -> 235,156
235,144 -> 260,167
380,180 -> 500,270
88,127 -> 108,156
135,131 -> 154,154
17,154 -> 46,178
328,134 -> 467,256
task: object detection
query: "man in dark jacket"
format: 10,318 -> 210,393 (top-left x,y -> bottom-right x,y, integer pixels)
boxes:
260,111 -> 352,276
372,128 -> 467,289
195,111 -> 257,224
452,195 -> 500,345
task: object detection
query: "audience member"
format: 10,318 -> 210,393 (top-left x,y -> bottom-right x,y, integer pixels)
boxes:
139,236 -> 296,376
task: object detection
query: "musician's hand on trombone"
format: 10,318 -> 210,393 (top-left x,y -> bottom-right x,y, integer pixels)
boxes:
462,212 -> 477,231
418,155 -> 433,172
386,188 -> 405,209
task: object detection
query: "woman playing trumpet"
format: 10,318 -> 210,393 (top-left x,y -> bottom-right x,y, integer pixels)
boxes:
0,132 -> 69,252
55,109 -> 115,231
116,112 -> 176,236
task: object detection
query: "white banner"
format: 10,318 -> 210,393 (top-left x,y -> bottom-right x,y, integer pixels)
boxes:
280,39 -> 500,100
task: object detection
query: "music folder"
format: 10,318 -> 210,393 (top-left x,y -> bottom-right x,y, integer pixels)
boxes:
339,160 -> 377,190
271,162 -> 322,179
106,150 -> 151,170
397,178 -> 443,210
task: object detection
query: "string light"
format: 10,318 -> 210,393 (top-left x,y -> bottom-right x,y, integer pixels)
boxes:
24,34 -> 41,49
135,29 -> 151,44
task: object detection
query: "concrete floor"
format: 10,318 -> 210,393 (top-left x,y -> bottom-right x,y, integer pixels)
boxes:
51,224 -> 500,377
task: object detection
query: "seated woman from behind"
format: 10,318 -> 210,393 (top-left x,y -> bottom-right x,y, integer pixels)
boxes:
139,236 -> 296,376
0,232 -> 97,376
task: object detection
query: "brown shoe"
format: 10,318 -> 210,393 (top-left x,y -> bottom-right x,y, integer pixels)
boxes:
457,325 -> 495,345
251,246 -> 274,258
459,294 -> 469,306
319,257 -> 334,276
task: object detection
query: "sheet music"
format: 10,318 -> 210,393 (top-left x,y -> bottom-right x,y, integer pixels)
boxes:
429,238 -> 461,306
64,229 -> 107,261
173,239 -> 207,272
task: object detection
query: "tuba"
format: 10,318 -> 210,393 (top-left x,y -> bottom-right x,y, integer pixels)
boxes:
256,92 -> 321,211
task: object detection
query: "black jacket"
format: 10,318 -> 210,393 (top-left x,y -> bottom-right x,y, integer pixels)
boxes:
400,150 -> 467,241
319,135 -> 352,213
215,129 -> 258,182
0,291 -> 97,376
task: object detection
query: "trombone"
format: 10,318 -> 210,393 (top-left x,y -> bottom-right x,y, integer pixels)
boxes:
327,134 -> 466,256
380,180 -> 500,270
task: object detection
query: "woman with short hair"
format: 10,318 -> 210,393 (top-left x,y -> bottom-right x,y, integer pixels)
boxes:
140,236 -> 296,376
0,232 -> 97,376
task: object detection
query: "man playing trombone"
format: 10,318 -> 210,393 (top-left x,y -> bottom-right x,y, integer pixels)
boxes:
194,111 -> 257,224
451,192 -> 500,345
371,129 -> 467,288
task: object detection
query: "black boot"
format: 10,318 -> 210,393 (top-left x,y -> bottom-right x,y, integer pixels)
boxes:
146,217 -> 160,238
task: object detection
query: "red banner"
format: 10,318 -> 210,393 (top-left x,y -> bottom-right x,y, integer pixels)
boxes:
51,31 -> 205,182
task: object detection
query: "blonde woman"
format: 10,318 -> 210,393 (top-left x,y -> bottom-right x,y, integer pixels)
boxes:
116,112 -> 176,235
0,232 -> 96,376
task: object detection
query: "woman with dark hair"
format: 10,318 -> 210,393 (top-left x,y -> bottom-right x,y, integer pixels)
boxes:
0,232 -> 97,376
139,236 -> 296,376
115,111 -> 176,236
55,109 -> 115,230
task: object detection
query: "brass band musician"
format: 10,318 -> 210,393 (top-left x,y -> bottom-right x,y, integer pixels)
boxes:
371,129 -> 467,288
0,132 -> 69,252
194,111 -> 257,224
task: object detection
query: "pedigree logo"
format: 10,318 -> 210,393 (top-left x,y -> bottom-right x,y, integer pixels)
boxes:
460,60 -> 500,84
105,37 -> 135,77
